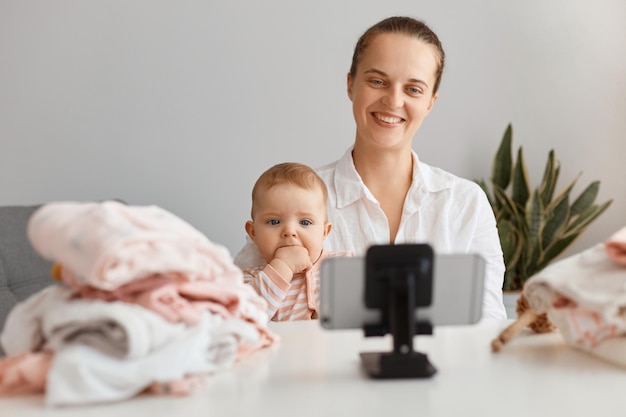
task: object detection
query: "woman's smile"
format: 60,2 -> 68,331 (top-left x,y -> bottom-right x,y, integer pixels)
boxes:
372,112 -> 405,125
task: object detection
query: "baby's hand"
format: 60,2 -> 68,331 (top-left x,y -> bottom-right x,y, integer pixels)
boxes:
271,246 -> 312,278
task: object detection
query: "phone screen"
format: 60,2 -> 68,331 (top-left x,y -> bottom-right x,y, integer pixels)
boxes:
319,253 -> 485,329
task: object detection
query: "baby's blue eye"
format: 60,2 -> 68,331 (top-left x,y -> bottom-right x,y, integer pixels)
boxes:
268,219 -> 279,225
300,219 -> 312,226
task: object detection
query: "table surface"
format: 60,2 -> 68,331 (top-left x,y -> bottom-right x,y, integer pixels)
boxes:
2,319 -> 625,417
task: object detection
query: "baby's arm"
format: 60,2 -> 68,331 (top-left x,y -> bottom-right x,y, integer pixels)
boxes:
268,246 -> 312,280
243,246 -> 312,321
243,267 -> 288,320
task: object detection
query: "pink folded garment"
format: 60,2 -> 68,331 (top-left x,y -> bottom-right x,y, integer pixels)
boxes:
605,226 -> 626,266
27,201 -> 242,291
57,266 -> 271,328
0,352 -> 52,395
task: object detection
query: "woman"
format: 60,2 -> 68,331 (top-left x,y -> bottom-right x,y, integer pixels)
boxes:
236,16 -> 507,319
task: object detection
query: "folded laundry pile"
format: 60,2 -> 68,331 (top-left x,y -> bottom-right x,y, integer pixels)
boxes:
492,226 -> 626,368
0,201 -> 277,406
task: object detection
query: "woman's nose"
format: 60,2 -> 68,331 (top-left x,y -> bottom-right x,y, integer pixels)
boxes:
382,86 -> 403,109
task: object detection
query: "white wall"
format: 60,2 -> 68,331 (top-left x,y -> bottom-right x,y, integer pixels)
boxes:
1,0 -> 625,259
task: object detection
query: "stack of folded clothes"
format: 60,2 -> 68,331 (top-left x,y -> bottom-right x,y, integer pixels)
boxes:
492,226 -> 626,368
0,201 -> 276,406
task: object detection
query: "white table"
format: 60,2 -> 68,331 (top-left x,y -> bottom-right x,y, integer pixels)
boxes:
1,319 -> 625,416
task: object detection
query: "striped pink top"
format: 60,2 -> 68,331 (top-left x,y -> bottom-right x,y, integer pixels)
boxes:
243,250 -> 351,321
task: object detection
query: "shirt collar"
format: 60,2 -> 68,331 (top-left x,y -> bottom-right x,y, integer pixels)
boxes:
334,147 -> 368,209
334,147 -> 454,209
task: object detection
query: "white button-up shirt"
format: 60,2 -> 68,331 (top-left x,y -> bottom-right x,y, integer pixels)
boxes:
235,148 -> 507,319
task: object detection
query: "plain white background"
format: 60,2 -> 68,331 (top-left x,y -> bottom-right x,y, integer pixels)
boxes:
1,0 -> 624,260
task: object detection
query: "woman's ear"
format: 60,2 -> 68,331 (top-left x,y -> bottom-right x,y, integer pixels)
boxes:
346,73 -> 354,101
427,91 -> 439,111
245,220 -> 256,241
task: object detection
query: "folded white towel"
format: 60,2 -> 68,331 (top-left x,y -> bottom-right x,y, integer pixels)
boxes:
523,243 -> 626,367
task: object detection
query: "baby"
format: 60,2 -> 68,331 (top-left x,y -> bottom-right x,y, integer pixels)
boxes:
242,162 -> 350,321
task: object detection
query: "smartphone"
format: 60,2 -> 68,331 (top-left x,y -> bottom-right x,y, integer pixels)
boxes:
319,253 -> 485,329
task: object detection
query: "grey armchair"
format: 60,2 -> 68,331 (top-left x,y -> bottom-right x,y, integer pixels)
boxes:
0,205 -> 55,356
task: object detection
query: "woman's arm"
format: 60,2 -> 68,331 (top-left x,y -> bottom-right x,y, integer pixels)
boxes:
469,189 -> 507,319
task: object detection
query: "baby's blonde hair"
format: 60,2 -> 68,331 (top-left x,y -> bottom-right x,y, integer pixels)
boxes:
250,162 -> 328,219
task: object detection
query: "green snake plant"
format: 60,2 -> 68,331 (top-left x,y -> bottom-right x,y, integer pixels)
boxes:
476,124 -> 613,291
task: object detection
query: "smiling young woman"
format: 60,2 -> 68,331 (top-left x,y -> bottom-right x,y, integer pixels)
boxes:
236,16 -> 507,319
348,31 -> 440,242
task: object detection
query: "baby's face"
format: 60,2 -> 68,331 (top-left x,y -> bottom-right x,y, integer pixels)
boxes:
247,183 -> 331,264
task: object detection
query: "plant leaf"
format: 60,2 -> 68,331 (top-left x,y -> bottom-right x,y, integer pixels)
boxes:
511,147 -> 530,209
525,190 -> 544,250
538,233 -> 580,271
503,269 -> 520,291
541,193 -> 570,250
539,150 -> 559,206
494,185 -> 523,230
565,200 -> 614,234
523,190 -> 544,277
498,219 -> 524,272
570,181 -> 600,218
540,199 -> 613,270
491,124 -> 513,190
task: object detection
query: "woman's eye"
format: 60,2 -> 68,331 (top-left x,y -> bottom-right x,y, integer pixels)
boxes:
300,219 -> 312,226
268,219 -> 279,225
408,87 -> 422,95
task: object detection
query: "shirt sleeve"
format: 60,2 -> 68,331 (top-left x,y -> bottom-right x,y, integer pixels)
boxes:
471,189 -> 507,319
243,265 -> 291,320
